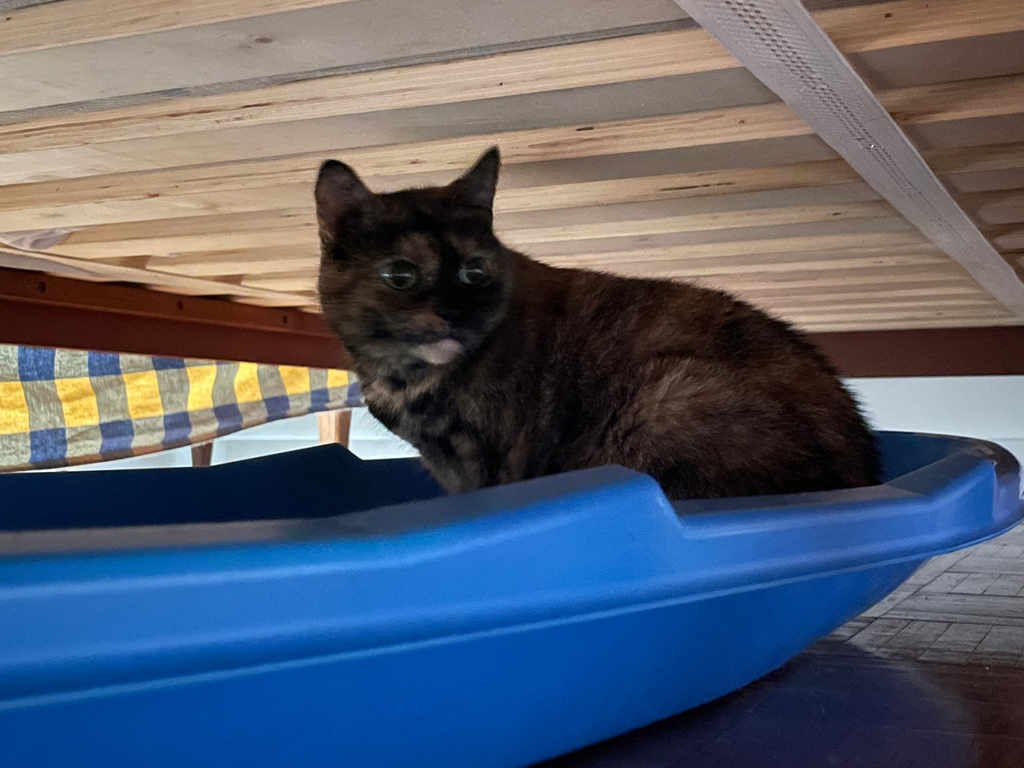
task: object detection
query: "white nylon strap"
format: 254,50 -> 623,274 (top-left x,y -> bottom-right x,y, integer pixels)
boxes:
673,0 -> 1024,316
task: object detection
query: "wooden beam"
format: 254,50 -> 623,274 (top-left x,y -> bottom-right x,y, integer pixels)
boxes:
5,141 -> 1024,232
0,267 -> 348,368
1,0 -> 1019,151
0,0 -> 354,56
811,326 -> 1024,377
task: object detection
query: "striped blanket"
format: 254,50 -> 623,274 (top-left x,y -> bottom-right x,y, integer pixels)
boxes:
0,345 -> 363,472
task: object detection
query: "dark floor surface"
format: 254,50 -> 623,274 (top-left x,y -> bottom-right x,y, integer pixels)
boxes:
539,523 -> 1024,768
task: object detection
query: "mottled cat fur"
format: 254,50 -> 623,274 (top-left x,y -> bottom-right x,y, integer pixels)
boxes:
316,148 -> 880,499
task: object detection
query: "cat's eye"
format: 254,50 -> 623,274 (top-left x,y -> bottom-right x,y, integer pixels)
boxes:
380,259 -> 420,290
458,258 -> 490,287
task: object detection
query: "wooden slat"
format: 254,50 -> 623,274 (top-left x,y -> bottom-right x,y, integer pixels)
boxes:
5,141 -> 1024,232
48,226 -> 317,259
884,74 -> 1024,126
699,267 -> 980,292
755,301 -> 1010,325
142,246 -> 318,277
786,308 -> 1013,324
163,233 -> 925,278
674,258 -> 965,279
930,142 -> 1024,178
251,270 -> 984,303
2,0 -> 1019,152
764,298 -> 997,314
0,31 -> 732,152
0,101 -> 808,183
0,0 -> 353,56
731,286 -> 986,304
234,259 -> 980,295
151,232 -> 930,281
242,272 -> 317,292
0,183 -> 309,232
504,201 -> 894,245
497,144 -> 1024,214
805,316 -> 1021,332
963,188 -> 1024,224
35,201 -> 899,258
829,0 -> 1024,53
714,276 -> 980,296
0,242 -> 309,303
126,241 -> 972,308
551,252 -> 950,277
56,208 -> 314,246
246,253 -> 959,296
22,183 -> 1018,263
4,69 -> 1024,186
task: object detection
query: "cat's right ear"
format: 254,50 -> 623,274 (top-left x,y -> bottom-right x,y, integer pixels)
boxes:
315,160 -> 378,244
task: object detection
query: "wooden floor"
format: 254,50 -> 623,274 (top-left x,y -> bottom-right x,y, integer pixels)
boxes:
822,522 -> 1024,666
540,523 -> 1024,767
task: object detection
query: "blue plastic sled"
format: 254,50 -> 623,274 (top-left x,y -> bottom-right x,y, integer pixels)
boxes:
1,431 -> 1022,768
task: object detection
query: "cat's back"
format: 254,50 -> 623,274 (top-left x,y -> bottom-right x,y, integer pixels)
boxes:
496,258 -> 879,496
514,258 -> 829,375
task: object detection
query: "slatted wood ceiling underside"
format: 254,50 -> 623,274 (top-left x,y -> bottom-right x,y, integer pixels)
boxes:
1,0 -> 1023,333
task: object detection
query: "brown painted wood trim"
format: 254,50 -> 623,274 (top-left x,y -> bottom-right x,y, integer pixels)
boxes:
811,326 -> 1024,378
0,267 -> 350,369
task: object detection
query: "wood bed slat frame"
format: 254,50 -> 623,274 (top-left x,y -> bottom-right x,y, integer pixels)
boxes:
2,0 -> 1023,376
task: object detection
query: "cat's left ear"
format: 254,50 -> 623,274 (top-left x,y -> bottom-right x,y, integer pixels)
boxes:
449,147 -> 500,212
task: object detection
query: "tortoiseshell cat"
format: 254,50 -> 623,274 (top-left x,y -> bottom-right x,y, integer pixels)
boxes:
316,148 -> 880,498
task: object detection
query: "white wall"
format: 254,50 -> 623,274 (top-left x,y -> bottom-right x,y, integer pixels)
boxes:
846,376 -> 1024,464
209,409 -> 417,463
51,445 -> 195,471
336,376 -> 1024,465
209,413 -> 321,464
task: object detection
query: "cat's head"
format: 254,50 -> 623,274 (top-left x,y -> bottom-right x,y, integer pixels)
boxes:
316,148 -> 512,373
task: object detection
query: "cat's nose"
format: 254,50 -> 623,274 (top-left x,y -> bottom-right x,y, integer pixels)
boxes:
435,305 -> 464,323
410,311 -> 450,337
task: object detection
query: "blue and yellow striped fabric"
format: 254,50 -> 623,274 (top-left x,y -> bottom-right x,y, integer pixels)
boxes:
0,345 -> 364,472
